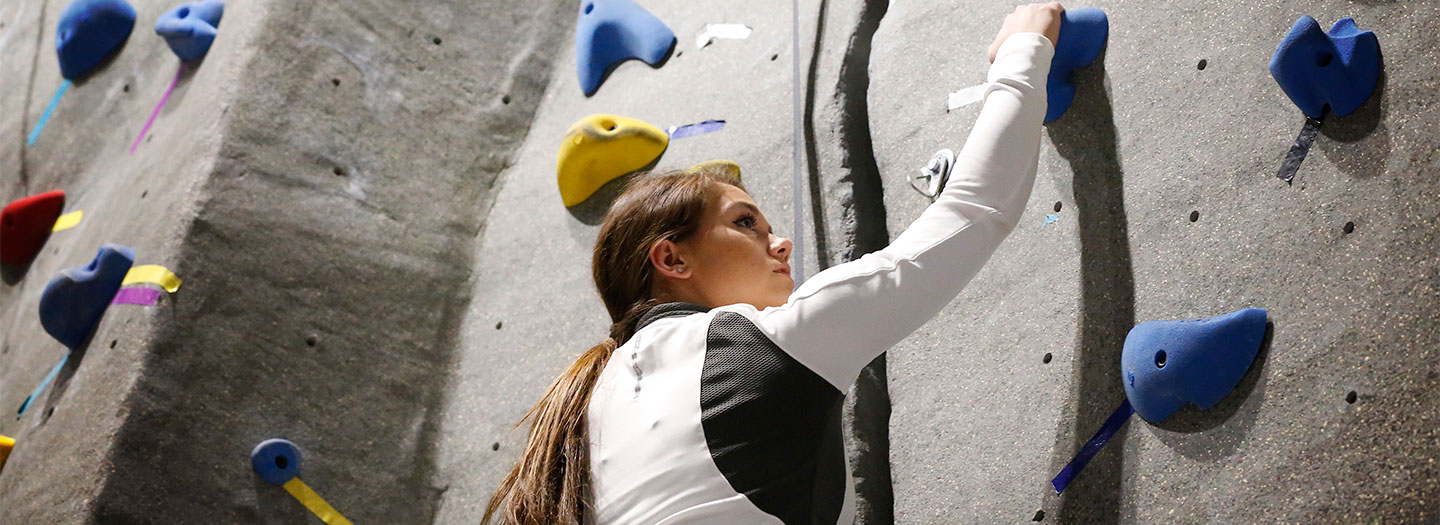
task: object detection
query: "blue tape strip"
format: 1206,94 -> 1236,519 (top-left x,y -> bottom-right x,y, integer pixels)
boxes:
1051,398 -> 1134,494
17,352 -> 69,418
1042,214 -> 1059,229
667,119 -> 725,139
28,80 -> 72,147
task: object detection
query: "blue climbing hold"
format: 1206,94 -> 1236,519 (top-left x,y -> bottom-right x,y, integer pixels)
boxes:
38,243 -> 135,349
155,0 -> 224,62
251,438 -> 302,486
1269,16 -> 1381,119
55,0 -> 137,80
1046,8 -> 1108,123
575,0 -> 675,96
1121,308 -> 1268,423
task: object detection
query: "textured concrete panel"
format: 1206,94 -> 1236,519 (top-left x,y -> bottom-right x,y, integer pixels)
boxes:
871,1 -> 1439,522
1,0 -> 569,522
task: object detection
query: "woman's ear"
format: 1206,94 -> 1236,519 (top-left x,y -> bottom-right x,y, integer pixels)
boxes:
649,238 -> 691,280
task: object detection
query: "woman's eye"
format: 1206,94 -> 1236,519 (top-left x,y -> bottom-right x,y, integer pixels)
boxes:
735,215 -> 756,229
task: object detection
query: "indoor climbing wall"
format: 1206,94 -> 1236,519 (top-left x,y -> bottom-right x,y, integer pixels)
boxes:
868,1 -> 1438,522
0,0 -> 1435,523
0,0 -> 572,522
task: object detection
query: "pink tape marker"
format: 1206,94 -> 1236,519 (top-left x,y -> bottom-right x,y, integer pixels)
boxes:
130,65 -> 185,154
112,287 -> 162,306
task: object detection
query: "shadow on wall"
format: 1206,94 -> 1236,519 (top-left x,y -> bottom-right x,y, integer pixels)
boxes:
1317,56 -> 1388,179
1148,322 -> 1275,460
1044,51 -> 1135,523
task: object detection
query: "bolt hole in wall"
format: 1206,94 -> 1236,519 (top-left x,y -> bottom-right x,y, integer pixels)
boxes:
1042,352 -> 1052,364
110,340 -> 117,349
1197,58 -> 1207,70
1346,391 -> 1357,404
306,335 -> 318,347
495,321 -> 502,330
771,53 -> 778,61
1343,221 -> 1355,234
123,84 -> 130,92
331,78 -> 340,87
583,3 -> 593,14
1155,350 -> 1167,368
140,190 -> 148,199
1053,201 -> 1062,212
333,167 -> 345,176
491,442 -> 500,451
1189,210 -> 1200,222
501,94 -> 511,105
1032,509 -> 1045,521
432,36 -> 442,45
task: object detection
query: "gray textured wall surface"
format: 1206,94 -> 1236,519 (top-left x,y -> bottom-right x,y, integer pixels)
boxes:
0,0 -> 1435,523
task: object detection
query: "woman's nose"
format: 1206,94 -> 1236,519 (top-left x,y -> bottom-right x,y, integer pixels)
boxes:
770,235 -> 792,261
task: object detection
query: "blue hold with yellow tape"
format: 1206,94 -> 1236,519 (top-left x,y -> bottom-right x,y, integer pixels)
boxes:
56,0 -> 137,80
155,0 -> 224,61
1045,8 -> 1108,123
251,438 -> 302,486
38,243 -> 134,349
1121,308 -> 1268,423
1269,16 -> 1380,119
575,0 -> 675,96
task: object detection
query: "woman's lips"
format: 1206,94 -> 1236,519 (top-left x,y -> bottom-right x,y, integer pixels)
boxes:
775,264 -> 791,276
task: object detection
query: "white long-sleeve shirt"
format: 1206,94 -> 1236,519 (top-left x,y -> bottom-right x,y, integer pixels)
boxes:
586,32 -> 1054,524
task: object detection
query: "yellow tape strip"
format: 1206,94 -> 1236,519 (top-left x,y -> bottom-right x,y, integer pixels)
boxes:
122,265 -> 182,293
0,435 -> 14,471
52,210 -> 82,232
283,478 -> 353,525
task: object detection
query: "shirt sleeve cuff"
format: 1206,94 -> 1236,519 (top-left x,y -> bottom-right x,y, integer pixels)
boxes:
987,32 -> 1056,87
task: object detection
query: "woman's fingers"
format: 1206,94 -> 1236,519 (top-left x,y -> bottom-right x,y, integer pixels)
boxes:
987,3 -> 1065,63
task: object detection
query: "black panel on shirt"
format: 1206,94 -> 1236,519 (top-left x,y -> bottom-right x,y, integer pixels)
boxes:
702,311 -> 845,524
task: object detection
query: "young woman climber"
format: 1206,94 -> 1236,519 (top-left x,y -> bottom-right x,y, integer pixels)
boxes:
486,3 -> 1066,523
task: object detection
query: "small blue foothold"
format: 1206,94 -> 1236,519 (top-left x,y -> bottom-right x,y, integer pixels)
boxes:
1046,8 -> 1109,123
575,0 -> 675,96
38,244 -> 135,349
1121,308 -> 1268,423
1269,16 -> 1381,118
56,0 -> 137,80
155,0 -> 224,62
251,438 -> 302,486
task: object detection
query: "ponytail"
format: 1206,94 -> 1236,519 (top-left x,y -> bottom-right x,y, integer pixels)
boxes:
482,300 -> 657,524
484,167 -> 743,523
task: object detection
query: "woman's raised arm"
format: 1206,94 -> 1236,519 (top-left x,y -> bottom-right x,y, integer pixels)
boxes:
720,13 -> 1060,391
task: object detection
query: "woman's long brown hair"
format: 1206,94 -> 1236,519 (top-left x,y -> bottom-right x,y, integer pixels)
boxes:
483,165 -> 745,524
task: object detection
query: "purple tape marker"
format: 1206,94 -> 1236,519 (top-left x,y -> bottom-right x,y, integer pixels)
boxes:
112,287 -> 162,306
130,65 -> 185,154
667,119 -> 726,139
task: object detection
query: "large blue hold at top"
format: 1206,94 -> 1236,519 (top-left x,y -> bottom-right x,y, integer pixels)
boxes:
1269,16 -> 1381,119
1121,308 -> 1268,423
575,0 -> 675,96
56,0 -> 136,80
38,243 -> 135,349
1046,8 -> 1108,123
155,0 -> 224,62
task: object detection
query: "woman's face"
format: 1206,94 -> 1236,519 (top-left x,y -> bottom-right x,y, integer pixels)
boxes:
654,184 -> 794,310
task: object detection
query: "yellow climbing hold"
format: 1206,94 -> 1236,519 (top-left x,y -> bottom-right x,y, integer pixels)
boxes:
683,159 -> 742,181
0,435 -> 14,472
556,114 -> 669,207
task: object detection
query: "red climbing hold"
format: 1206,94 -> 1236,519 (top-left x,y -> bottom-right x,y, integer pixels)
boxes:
0,190 -> 66,265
